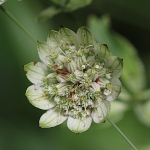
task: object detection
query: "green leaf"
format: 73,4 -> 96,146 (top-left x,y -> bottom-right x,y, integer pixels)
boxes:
139,144 -> 150,150
64,0 -> 92,12
36,6 -> 61,22
134,100 -> 150,127
50,0 -> 68,7
118,87 -> 132,102
36,0 -> 92,22
99,0 -> 150,32
88,15 -> 146,94
109,100 -> 128,124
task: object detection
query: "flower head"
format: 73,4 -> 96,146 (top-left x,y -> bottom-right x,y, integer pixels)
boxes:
24,26 -> 123,133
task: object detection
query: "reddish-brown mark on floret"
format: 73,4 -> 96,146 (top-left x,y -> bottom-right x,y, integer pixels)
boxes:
68,90 -> 75,101
58,69 -> 70,77
95,78 -> 100,83
103,44 -> 108,48
33,62 -> 37,65
52,64 -> 59,69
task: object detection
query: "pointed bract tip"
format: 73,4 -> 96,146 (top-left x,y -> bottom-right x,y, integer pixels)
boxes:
80,25 -> 87,28
80,26 -> 89,30
103,44 -> 108,48
60,25 -> 65,28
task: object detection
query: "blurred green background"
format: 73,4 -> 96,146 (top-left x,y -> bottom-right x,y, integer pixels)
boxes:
0,0 -> 150,150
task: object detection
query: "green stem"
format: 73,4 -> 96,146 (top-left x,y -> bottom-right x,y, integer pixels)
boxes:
0,5 -> 36,43
108,118 -> 137,150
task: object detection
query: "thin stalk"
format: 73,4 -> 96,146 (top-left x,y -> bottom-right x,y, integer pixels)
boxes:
108,118 -> 137,150
0,5 -> 36,43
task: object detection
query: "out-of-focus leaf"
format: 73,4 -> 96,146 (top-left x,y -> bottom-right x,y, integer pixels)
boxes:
139,144 -> 150,150
37,0 -> 92,22
90,0 -> 150,32
106,0 -> 150,32
118,87 -> 132,102
64,0 -> 92,12
134,100 -> 150,127
109,101 -> 129,123
36,6 -> 61,22
50,0 -> 68,7
88,15 -> 146,94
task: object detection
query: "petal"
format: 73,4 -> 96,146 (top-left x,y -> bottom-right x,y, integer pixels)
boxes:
26,85 -> 55,110
67,116 -> 92,133
77,26 -> 96,47
92,100 -> 110,123
39,109 -> 67,128
64,0 -> 92,11
59,26 -> 81,50
24,62 -> 51,84
106,56 -> 123,78
36,6 -> 61,22
106,78 -> 122,101
96,43 -> 113,61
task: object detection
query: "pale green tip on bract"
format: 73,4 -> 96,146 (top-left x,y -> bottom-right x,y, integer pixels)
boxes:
24,26 -> 123,133
0,0 -> 7,5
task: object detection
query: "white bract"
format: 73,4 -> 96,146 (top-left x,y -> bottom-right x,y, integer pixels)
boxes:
0,0 -> 7,5
24,26 -> 123,133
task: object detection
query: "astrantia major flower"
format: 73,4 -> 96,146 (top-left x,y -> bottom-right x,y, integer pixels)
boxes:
24,26 -> 123,133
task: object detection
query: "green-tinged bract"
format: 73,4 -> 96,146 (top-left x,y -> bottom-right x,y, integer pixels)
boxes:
0,0 -> 7,5
24,26 -> 123,133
